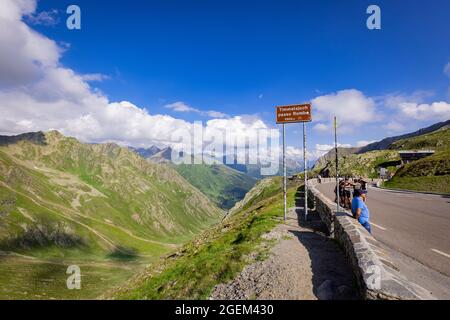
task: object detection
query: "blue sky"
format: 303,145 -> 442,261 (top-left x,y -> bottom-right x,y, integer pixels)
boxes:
1,0 -> 449,159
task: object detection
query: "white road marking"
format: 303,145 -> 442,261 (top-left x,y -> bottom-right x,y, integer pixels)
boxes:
431,249 -> 450,259
371,222 -> 387,231
370,186 -> 441,199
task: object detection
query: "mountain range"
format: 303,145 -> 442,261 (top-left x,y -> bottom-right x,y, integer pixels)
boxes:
133,145 -> 305,178
0,119 -> 448,299
357,119 -> 450,154
132,147 -> 257,209
0,131 -> 222,298
312,120 -> 450,193
132,144 -> 305,209
314,119 -> 450,172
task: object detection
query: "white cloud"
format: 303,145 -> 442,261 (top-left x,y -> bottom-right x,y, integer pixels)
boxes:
316,143 -> 352,151
264,142 -> 358,163
0,0 -> 36,21
312,123 -> 329,132
81,73 -> 111,82
378,90 -> 450,124
204,115 -> 271,158
285,146 -> 326,161
315,144 -> 334,152
383,121 -> 405,133
0,0 -> 60,86
165,101 -> 228,118
288,143 -> 352,161
204,110 -> 227,118
165,101 -> 196,113
382,90 -> 434,109
0,1 -> 263,153
356,140 -> 376,147
2,0 -> 446,165
25,8 -> 59,26
398,101 -> 450,120
286,146 -> 303,158
311,89 -> 379,135
444,61 -> 450,77
309,150 -> 327,160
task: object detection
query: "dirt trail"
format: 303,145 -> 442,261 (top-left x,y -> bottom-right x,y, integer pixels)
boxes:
211,194 -> 359,300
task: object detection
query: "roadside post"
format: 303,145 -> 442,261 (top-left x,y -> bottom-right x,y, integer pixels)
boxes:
283,123 -> 286,222
334,116 -> 339,212
303,122 -> 308,220
276,103 -> 312,222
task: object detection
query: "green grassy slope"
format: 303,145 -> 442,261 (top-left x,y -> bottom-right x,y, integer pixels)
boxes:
175,164 -> 256,209
388,125 -> 450,151
0,256 -> 137,299
0,131 -> 222,299
313,147 -> 362,170
383,175 -> 450,194
315,150 -> 401,179
314,126 -> 450,193
384,127 -> 450,194
229,176 -> 283,214
133,148 -> 257,209
107,176 -> 300,299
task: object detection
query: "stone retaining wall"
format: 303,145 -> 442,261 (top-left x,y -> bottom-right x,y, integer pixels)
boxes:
307,179 -> 433,300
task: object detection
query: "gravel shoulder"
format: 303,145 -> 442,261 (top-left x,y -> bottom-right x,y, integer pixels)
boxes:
210,202 -> 359,300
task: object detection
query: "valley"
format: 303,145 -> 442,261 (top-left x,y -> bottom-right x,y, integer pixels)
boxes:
0,119 -> 448,299
132,146 -> 258,209
0,131 -> 222,299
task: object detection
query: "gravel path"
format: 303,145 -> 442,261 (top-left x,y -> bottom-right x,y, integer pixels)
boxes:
210,202 -> 359,300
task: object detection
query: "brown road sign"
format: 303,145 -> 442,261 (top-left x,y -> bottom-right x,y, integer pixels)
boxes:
276,103 -> 312,123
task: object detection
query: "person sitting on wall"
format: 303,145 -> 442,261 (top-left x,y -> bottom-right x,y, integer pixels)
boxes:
351,189 -> 371,234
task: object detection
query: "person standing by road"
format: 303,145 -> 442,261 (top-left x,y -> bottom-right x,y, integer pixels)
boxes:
335,179 -> 345,207
353,178 -> 362,193
343,178 -> 353,209
360,178 -> 368,192
351,189 -> 371,234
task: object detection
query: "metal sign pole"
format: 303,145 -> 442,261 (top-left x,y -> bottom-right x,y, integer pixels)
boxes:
303,122 -> 308,220
334,116 -> 340,213
283,123 -> 287,222
276,103 -> 312,223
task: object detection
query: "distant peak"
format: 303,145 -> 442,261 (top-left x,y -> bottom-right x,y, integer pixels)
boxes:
157,147 -> 173,158
0,131 -> 47,146
148,146 -> 175,163
45,130 -> 64,139
148,145 -> 161,153
131,145 -> 163,158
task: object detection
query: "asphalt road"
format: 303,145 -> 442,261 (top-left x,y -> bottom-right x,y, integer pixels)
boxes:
315,182 -> 450,298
